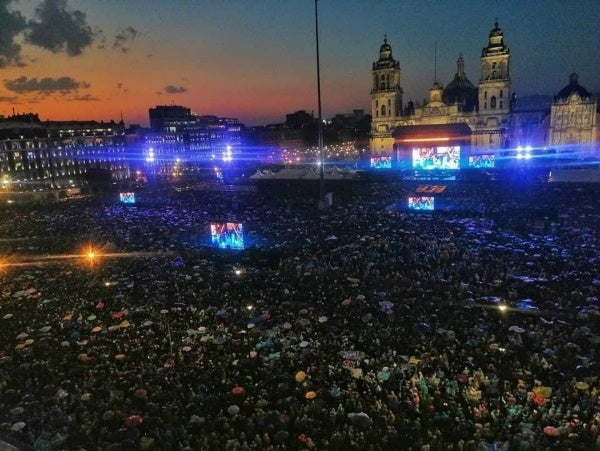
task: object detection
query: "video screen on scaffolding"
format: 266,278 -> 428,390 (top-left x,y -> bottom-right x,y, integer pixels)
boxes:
210,222 -> 245,250
370,156 -> 392,169
408,196 -> 434,211
119,192 -> 136,204
468,154 -> 495,168
412,146 -> 460,170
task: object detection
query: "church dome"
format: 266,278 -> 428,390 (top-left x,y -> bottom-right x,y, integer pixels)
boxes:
489,20 -> 503,38
482,19 -> 508,56
555,73 -> 592,101
442,55 -> 478,111
379,36 -> 393,60
373,35 -> 399,70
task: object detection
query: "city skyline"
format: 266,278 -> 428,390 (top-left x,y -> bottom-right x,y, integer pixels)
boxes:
0,0 -> 598,127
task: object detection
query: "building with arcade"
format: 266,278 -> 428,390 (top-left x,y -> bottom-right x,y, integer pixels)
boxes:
370,21 -> 599,171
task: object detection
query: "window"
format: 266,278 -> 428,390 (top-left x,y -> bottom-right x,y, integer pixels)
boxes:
484,91 -> 487,100
500,101 -> 503,108
381,105 -> 387,116
491,96 -> 497,108
500,89 -> 503,98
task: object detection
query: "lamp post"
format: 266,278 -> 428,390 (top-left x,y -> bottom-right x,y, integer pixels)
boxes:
315,0 -> 326,210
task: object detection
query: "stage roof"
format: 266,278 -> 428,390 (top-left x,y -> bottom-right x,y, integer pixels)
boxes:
392,123 -> 472,142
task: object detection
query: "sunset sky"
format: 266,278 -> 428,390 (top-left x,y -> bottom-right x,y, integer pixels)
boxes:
1,0 -> 598,127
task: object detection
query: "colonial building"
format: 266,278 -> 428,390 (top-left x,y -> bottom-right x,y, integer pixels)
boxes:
370,21 -> 599,165
548,73 -> 598,154
0,113 -> 129,192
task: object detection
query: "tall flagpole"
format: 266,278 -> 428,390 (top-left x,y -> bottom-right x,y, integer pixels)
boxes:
315,0 -> 325,209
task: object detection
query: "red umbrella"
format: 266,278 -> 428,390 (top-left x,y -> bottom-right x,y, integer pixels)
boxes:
111,311 -> 125,319
231,386 -> 245,395
456,374 -> 468,384
96,302 -> 105,310
543,426 -> 559,437
125,415 -> 143,428
134,388 -> 147,399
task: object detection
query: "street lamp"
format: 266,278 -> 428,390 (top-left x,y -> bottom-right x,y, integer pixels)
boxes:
315,0 -> 326,210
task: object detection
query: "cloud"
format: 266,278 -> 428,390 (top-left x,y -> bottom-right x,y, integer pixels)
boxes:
72,93 -> 98,101
0,0 -> 27,67
25,0 -> 94,56
0,95 -> 18,102
4,76 -> 90,94
113,26 -> 138,53
164,85 -> 187,94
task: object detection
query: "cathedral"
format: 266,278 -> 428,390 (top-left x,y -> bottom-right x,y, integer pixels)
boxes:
370,21 -> 599,166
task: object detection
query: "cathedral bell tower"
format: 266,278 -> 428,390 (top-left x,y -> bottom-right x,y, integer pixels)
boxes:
479,20 -> 510,114
476,20 -> 511,150
370,36 -> 403,154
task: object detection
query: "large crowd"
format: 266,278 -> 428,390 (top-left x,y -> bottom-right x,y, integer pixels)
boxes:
0,176 -> 598,450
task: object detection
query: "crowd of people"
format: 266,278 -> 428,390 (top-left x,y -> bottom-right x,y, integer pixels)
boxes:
0,176 -> 598,450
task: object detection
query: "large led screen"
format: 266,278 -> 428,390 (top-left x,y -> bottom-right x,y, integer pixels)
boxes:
370,156 -> 392,169
408,196 -> 434,211
412,146 -> 460,170
468,154 -> 495,168
210,222 -> 245,250
119,192 -> 136,204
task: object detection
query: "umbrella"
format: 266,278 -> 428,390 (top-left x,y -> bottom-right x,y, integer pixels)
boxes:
197,326 -> 207,334
282,322 -> 292,330
134,388 -> 147,399
227,405 -> 240,416
115,354 -> 126,361
341,298 -> 352,306
305,391 -> 317,399
2,313 -> 13,319
119,320 -> 131,328
377,368 -> 391,381
108,325 -> 120,332
508,326 -> 525,333
112,311 -> 125,319
295,371 -> 306,382
10,407 -> 24,416
574,381 -> 589,390
81,393 -> 92,401
142,320 -> 153,327
231,386 -> 245,396
348,412 -> 373,427
182,346 -> 192,352
87,314 -> 97,321
543,426 -> 559,437
532,386 -> 552,398
92,326 -> 102,333
96,302 -> 105,309
10,422 -> 26,432
318,316 -> 328,323
213,336 -> 227,345
125,415 -> 143,428
24,339 -> 34,346
299,341 -> 309,348
16,332 -> 29,340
